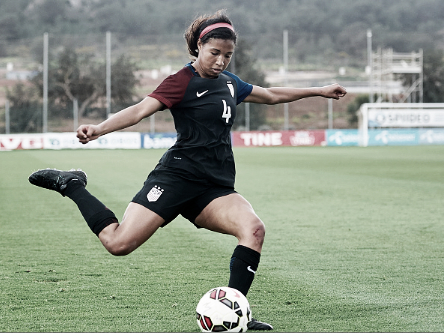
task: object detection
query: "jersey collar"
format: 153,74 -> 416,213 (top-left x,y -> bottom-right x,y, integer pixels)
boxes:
186,62 -> 200,77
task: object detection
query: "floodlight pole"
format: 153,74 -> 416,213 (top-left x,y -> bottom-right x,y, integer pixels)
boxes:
229,47 -> 249,130
43,32 -> 48,133
106,31 -> 111,118
367,29 -> 373,103
328,98 -> 333,129
245,102 -> 250,131
419,48 -> 424,103
150,115 -> 155,134
283,30 -> 289,130
73,98 -> 78,131
5,100 -> 10,134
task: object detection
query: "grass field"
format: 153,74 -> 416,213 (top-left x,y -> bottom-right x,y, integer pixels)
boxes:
1,146 -> 444,332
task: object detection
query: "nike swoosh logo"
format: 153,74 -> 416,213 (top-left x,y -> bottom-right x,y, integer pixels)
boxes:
196,90 -> 208,97
247,266 -> 256,274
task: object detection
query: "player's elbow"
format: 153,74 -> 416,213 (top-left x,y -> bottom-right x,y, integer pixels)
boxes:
266,97 -> 281,105
249,86 -> 280,105
262,90 -> 281,105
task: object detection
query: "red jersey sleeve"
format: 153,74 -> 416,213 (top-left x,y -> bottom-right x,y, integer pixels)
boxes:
148,67 -> 194,110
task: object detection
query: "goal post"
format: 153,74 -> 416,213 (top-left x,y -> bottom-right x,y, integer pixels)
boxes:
358,103 -> 444,146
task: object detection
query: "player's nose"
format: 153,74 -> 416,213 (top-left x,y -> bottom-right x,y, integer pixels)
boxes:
215,55 -> 224,66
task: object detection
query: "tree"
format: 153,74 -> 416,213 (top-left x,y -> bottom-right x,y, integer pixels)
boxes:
34,0 -> 70,26
422,49 -> 444,103
0,0 -> 29,41
110,55 -> 141,110
32,47 -> 102,118
31,47 -> 139,118
346,94 -> 369,127
231,40 -> 268,130
6,83 -> 42,133
398,49 -> 444,103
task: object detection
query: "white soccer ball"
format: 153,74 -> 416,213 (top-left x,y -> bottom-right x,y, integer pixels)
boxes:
196,287 -> 251,332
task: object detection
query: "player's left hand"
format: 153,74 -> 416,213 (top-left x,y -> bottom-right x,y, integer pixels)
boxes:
321,83 -> 347,100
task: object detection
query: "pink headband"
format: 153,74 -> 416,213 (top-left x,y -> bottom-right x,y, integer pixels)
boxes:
199,23 -> 235,39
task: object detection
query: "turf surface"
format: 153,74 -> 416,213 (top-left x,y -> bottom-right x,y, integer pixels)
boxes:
1,146 -> 443,331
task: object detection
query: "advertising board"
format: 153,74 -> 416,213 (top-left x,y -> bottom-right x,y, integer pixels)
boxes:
326,130 -> 359,146
0,134 -> 44,151
43,132 -> 141,149
231,130 -> 325,147
141,133 -> 176,149
367,129 -> 419,146
2,129 -> 444,151
367,109 -> 444,127
419,129 -> 444,145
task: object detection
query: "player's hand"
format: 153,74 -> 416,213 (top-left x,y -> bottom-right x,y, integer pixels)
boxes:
76,124 -> 100,144
321,83 -> 347,100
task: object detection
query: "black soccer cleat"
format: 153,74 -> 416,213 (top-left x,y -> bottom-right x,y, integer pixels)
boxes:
28,168 -> 87,196
247,318 -> 273,331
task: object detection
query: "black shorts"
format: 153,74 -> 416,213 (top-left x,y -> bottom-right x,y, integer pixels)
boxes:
132,166 -> 236,227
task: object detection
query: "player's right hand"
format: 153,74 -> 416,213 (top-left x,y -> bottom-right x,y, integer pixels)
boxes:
76,124 -> 100,144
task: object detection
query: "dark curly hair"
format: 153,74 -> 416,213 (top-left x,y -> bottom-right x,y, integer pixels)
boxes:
184,10 -> 237,58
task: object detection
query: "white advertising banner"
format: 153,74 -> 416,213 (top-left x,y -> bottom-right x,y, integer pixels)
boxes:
141,133 -> 177,149
43,132 -> 141,149
368,109 -> 444,127
0,132 -> 140,150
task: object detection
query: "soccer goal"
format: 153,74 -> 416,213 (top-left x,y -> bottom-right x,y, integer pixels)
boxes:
357,103 -> 444,146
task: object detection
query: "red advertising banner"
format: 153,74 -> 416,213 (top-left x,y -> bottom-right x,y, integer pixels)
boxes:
0,134 -> 44,151
231,130 -> 326,147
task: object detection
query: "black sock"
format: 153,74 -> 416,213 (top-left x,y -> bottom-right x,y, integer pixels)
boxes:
64,181 -> 117,236
228,245 -> 261,296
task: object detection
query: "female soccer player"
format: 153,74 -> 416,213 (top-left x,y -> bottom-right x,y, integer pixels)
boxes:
29,10 -> 346,330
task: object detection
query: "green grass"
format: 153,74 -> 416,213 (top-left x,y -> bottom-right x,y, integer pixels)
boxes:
1,146 -> 444,332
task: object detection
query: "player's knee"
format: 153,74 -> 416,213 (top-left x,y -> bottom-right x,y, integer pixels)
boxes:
106,241 -> 134,256
252,220 -> 266,245
244,217 -> 265,246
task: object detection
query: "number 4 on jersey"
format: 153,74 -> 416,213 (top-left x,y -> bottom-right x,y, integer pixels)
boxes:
222,100 -> 231,124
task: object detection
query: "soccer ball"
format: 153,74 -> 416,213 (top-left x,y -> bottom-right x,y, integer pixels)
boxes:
196,287 -> 251,332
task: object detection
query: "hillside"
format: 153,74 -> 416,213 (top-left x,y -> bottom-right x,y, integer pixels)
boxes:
2,0 -> 442,132
2,0 -> 444,68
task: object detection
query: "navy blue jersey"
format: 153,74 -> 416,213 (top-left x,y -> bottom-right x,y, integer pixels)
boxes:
149,63 -> 253,187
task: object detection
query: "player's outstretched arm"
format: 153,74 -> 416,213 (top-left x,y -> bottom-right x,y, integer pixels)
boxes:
77,97 -> 164,144
244,83 -> 346,105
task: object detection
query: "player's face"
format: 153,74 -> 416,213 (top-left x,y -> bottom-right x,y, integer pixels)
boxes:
195,38 -> 235,78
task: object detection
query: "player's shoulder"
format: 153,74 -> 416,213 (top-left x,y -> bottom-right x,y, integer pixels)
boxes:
220,70 -> 237,83
221,70 -> 253,104
163,65 -> 194,85
221,70 -> 249,87
149,65 -> 195,109
156,65 -> 195,94
221,70 -> 238,80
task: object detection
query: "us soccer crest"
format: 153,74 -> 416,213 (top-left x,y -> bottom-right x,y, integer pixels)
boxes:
227,81 -> 234,98
147,185 -> 164,202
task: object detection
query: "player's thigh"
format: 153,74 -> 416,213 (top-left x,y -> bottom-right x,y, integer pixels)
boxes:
194,193 -> 264,238
99,202 -> 165,255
